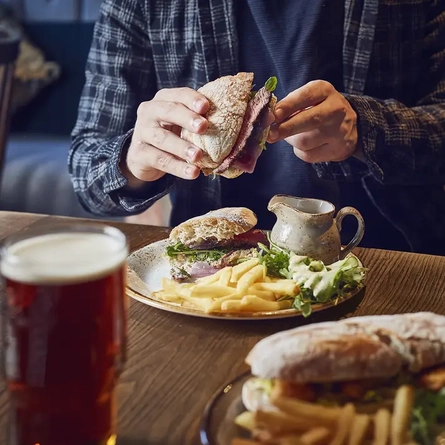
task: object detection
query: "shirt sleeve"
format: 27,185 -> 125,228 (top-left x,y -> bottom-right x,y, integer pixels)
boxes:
314,3 -> 445,187
68,0 -> 175,216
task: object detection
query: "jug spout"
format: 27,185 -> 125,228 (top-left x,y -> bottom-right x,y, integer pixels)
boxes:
267,195 -> 306,242
267,195 -> 284,214
268,194 -> 336,218
267,194 -> 302,220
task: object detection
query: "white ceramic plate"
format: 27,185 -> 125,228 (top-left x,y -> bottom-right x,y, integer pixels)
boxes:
126,239 -> 365,320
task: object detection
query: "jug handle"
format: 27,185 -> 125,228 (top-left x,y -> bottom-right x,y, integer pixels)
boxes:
335,207 -> 365,259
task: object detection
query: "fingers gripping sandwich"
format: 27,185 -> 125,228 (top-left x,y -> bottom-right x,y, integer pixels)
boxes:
241,312 -> 445,445
182,72 -> 277,178
166,207 -> 267,281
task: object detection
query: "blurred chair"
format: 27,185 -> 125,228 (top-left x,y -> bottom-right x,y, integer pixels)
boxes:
0,24 -> 20,185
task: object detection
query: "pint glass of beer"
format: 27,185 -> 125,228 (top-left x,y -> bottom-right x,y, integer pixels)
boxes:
0,224 -> 128,445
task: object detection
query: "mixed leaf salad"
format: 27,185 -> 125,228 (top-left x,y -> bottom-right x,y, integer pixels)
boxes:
412,387 -> 445,445
256,236 -> 367,317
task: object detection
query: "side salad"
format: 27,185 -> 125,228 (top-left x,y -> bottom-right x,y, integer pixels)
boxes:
256,237 -> 367,317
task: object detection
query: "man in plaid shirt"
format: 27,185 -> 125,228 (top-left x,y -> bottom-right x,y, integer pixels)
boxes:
69,0 -> 445,255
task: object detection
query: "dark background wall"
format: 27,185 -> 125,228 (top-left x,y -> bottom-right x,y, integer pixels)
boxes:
10,22 -> 94,136
4,0 -> 100,136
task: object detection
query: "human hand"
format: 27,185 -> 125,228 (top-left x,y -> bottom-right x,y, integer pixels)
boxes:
122,88 -> 210,186
267,80 -> 358,163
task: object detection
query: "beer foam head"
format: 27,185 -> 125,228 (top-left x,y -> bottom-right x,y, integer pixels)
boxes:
1,230 -> 128,285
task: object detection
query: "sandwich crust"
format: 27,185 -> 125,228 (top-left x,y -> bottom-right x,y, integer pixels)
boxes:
169,207 -> 258,247
219,166 -> 244,179
245,312 -> 445,383
181,72 -> 254,170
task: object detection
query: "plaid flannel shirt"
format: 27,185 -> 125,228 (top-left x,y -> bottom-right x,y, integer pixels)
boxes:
69,0 -> 445,254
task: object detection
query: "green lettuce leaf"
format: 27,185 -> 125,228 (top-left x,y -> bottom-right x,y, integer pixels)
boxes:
166,242 -> 228,263
264,76 -> 278,92
412,387 -> 445,445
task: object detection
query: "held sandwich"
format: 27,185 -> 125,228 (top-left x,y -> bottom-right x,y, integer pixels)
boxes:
239,312 -> 445,445
166,207 -> 267,281
182,72 -> 278,178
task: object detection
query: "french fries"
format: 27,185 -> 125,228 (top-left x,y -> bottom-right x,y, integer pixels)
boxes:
231,386 -> 419,445
373,408 -> 391,445
391,386 -> 414,445
330,403 -> 355,445
271,395 -> 340,426
153,258 -> 300,314
348,414 -> 371,445
300,427 -> 331,445
254,410 -> 308,434
250,280 -> 299,296
190,284 -> 235,298
237,265 -> 266,294
234,411 -> 255,431
231,259 -> 260,282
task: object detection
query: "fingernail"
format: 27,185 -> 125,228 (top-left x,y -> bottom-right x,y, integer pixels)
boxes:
187,147 -> 197,160
185,166 -> 194,177
193,118 -> 204,130
194,100 -> 207,112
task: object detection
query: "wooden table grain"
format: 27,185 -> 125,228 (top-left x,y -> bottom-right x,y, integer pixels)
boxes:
1,210 -> 445,445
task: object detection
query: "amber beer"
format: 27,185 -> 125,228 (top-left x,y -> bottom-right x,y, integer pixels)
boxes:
0,225 -> 128,445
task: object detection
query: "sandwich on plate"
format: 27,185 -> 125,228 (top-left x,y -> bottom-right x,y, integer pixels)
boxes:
166,207 -> 267,281
182,72 -> 277,178
236,312 -> 445,445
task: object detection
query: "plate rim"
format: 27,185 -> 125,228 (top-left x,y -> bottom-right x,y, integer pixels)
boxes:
126,239 -> 366,320
199,370 -> 251,445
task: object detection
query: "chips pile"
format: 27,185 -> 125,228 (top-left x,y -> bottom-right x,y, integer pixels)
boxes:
233,385 -> 416,445
153,258 -> 300,313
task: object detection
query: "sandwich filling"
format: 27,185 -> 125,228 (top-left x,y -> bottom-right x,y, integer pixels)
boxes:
166,229 -> 268,281
240,313 -> 445,444
214,77 -> 277,175
246,366 -> 445,445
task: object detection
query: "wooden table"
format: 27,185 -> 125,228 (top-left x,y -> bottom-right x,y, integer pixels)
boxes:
1,210 -> 445,445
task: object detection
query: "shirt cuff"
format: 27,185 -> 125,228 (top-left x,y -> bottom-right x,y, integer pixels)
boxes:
104,128 -> 177,214
344,94 -> 385,182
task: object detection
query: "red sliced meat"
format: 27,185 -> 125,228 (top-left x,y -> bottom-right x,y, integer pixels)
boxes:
233,229 -> 268,246
231,105 -> 272,173
232,140 -> 263,174
214,86 -> 272,174
189,229 -> 267,250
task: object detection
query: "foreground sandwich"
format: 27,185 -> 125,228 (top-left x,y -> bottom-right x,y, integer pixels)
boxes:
237,312 -> 445,445
182,72 -> 277,178
166,207 -> 267,281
